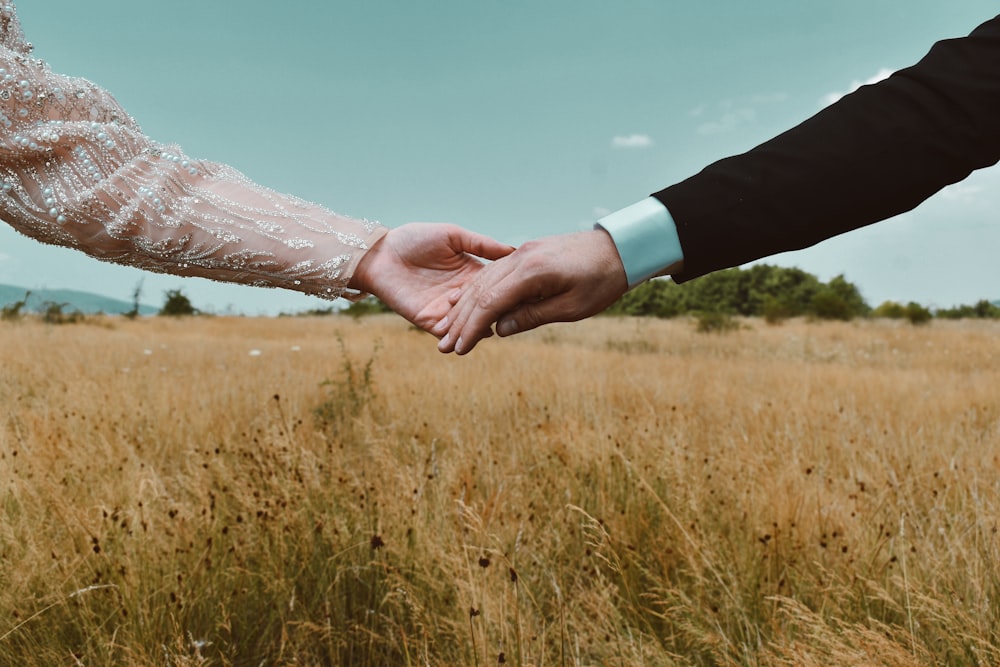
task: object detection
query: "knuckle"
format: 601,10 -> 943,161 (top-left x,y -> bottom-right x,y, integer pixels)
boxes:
476,288 -> 502,310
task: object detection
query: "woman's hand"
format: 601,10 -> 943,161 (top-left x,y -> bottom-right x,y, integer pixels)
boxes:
349,223 -> 514,334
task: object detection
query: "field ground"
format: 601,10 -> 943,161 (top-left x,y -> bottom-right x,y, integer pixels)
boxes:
1,314 -> 999,665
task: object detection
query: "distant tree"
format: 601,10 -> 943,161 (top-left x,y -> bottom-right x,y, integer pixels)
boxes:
159,289 -> 197,316
683,268 -> 743,315
1,290 -> 30,321
810,290 -> 853,321
809,275 -> 869,321
694,310 -> 739,334
973,299 -> 1000,318
342,296 -> 392,319
607,265 -> 868,321
41,301 -> 84,325
872,300 -> 907,319
124,279 -> 144,320
935,299 -> 1000,319
761,295 -> 795,324
742,265 -> 823,317
298,306 -> 336,317
904,302 -> 932,325
605,279 -> 685,318
934,305 -> 966,319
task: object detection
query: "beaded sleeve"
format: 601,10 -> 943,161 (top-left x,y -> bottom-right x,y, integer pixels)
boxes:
0,4 -> 386,300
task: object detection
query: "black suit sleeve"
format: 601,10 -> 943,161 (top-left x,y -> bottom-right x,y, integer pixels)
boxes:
656,15 -> 1000,283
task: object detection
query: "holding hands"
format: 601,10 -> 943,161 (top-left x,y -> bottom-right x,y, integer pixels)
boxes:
433,229 -> 630,355
348,223 -> 515,334
353,224 -> 642,354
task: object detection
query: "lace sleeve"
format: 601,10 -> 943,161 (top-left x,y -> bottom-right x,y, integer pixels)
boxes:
0,4 -> 386,301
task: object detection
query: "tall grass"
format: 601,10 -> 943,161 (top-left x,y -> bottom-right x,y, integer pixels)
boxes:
0,314 -> 998,665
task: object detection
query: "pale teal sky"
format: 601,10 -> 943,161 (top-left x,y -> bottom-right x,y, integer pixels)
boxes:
2,1 -> 999,314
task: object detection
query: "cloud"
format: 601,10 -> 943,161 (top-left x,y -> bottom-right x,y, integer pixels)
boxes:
697,107 -> 756,136
611,134 -> 653,149
820,68 -> 894,106
939,182 -> 984,202
695,93 -> 787,136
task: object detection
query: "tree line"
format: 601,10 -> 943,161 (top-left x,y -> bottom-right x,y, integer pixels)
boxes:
603,264 -> 1000,324
8,266 -> 995,324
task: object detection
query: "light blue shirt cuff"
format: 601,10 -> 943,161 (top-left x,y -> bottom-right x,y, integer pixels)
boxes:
596,197 -> 684,289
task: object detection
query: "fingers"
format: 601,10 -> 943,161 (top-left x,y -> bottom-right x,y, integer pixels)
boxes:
493,283 -> 604,337
451,227 -> 515,262
436,230 -> 631,354
495,302 -> 546,336
448,286 -> 564,353
438,259 -> 528,354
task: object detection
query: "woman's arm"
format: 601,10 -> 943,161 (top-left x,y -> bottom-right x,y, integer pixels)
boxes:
0,4 -> 386,301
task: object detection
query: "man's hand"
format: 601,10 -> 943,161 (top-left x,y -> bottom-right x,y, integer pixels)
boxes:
349,223 -> 514,334
435,229 -> 629,354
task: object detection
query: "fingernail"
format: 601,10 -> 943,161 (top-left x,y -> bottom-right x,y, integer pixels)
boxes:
448,288 -> 462,302
455,337 -> 464,354
433,316 -> 449,334
498,319 -> 518,336
438,332 -> 451,350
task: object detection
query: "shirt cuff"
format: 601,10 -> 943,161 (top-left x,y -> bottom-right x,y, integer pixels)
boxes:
595,197 -> 684,288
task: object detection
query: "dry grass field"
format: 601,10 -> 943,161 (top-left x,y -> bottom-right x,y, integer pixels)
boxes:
0,313 -> 998,666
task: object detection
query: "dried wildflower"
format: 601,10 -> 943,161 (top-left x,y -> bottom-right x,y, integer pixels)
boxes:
479,556 -> 490,568
370,534 -> 385,550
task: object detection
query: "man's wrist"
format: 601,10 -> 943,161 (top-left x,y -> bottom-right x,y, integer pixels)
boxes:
596,197 -> 684,288
591,227 -> 630,291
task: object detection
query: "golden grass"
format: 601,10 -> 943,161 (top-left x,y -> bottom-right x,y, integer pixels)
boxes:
1,314 -> 998,665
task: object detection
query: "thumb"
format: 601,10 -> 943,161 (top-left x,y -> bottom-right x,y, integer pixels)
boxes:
496,297 -> 567,337
452,228 -> 515,261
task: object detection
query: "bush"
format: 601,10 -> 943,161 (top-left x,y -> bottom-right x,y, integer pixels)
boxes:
1,291 -> 30,322
810,275 -> 869,320
124,280 -> 144,320
873,300 -> 931,325
872,301 -> 907,319
607,266 -> 870,322
762,295 -> 795,324
810,290 -> 854,321
935,299 -> 1000,319
41,301 -> 84,325
342,296 -> 392,319
159,289 -> 197,316
694,310 -> 739,334
904,302 -> 932,325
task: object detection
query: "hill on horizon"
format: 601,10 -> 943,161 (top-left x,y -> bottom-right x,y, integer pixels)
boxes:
0,283 -> 158,316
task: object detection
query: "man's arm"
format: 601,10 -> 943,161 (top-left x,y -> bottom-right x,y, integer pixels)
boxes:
663,12 -> 1000,282
439,13 -> 1000,354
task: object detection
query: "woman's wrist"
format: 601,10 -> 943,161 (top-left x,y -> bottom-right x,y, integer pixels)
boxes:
346,229 -> 390,296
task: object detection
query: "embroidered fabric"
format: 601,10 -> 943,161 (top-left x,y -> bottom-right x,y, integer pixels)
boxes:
0,3 -> 386,300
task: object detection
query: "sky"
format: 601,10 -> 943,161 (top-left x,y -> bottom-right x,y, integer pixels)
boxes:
2,1 -> 999,314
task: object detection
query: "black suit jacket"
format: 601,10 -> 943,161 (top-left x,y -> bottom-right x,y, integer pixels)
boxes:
656,15 -> 1000,283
